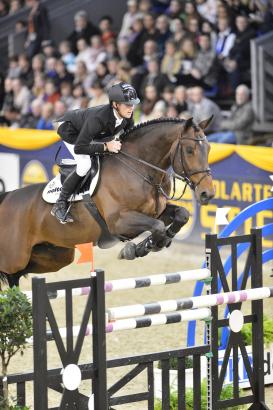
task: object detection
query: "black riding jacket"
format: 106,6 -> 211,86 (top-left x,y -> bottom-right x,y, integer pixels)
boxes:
57,104 -> 134,156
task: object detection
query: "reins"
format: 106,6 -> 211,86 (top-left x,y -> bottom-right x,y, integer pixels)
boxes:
115,131 -> 211,202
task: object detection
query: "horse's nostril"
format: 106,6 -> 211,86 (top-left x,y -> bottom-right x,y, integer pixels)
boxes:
200,192 -> 209,200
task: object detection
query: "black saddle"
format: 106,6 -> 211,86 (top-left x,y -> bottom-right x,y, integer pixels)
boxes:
59,157 -> 99,194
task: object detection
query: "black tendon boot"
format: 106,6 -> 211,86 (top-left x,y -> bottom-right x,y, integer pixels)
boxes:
51,170 -> 83,224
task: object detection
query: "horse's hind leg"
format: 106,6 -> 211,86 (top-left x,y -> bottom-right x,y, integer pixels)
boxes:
6,244 -> 75,288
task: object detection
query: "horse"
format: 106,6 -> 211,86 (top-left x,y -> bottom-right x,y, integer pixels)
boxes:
0,116 -> 215,288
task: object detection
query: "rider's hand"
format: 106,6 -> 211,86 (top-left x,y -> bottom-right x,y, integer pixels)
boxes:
106,140 -> 122,153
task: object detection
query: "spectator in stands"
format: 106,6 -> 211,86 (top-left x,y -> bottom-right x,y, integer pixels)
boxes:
257,1 -> 273,34
116,61 -> 132,84
166,0 -> 184,20
188,86 -> 222,133
140,84 -> 166,121
99,15 -> 116,45
196,0 -> 217,24
140,58 -> 170,98
190,34 -> 218,89
169,18 -> 187,47
45,57 -> 59,82
31,72 -> 45,100
24,0 -> 50,58
138,12 -> 160,55
31,53 -> 44,77
88,80 -> 108,107
12,77 -> 32,117
41,40 -> 59,59
117,38 -> 130,63
87,35 -> 106,73
54,100 -> 66,119
90,62 -> 110,89
127,18 -> 145,66
105,58 -> 119,86
177,37 -> 198,87
139,0 -> 152,15
70,83 -> 87,110
142,39 -> 160,66
59,40 -> 76,74
118,0 -> 142,40
43,79 -> 60,104
215,17 -> 236,60
1,78 -> 17,126
182,1 -> 200,26
156,14 -> 172,54
20,98 -> 42,128
18,53 -> 34,89
0,0 -> 8,17
162,85 -> 175,107
186,16 -> 201,43
67,10 -> 100,54
60,81 -> 74,110
36,102 -> 54,130
223,15 -> 256,90
7,56 -> 21,79
166,104 -> 179,117
201,20 -> 217,49
8,0 -> 23,15
207,84 -> 255,144
0,71 -> 4,110
161,39 -> 182,83
173,85 -> 188,114
75,38 -> 92,71
15,20 -> 28,34
73,61 -> 92,95
55,60 -> 73,87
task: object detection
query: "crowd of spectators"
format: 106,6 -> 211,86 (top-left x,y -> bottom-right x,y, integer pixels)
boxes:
0,0 -> 272,144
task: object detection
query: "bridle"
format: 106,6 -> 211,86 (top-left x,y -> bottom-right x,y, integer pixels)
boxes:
114,129 -> 211,202
171,134 -> 211,192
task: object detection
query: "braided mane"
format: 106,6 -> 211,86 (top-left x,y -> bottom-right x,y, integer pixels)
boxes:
122,117 -> 186,140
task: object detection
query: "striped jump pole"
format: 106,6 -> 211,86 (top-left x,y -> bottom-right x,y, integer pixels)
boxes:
27,307 -> 211,343
107,286 -> 273,320
30,285 -> 273,342
23,268 -> 210,300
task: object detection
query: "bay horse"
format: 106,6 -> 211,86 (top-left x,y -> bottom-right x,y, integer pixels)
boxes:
0,117 -> 215,288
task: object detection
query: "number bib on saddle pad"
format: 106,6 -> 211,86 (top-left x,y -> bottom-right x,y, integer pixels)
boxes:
42,157 -> 100,204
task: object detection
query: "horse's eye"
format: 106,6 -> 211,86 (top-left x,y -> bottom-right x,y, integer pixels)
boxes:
186,146 -> 194,155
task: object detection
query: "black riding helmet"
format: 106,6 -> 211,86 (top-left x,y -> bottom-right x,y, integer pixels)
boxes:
108,82 -> 140,105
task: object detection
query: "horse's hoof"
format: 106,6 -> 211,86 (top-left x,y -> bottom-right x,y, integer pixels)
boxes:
118,243 -> 136,260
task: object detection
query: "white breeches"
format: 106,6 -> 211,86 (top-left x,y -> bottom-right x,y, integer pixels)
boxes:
64,142 -> 92,177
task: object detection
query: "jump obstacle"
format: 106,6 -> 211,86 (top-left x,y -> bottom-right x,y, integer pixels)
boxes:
188,197 -> 273,348
0,229 -> 270,409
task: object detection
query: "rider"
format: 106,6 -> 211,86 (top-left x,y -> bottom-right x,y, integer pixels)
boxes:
51,82 -> 140,224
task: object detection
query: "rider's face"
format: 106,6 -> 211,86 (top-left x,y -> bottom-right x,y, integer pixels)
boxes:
115,103 -> 134,119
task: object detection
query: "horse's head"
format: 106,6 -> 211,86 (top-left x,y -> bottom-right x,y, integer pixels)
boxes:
171,117 -> 215,205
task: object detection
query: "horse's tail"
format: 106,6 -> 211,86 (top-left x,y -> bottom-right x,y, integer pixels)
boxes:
0,192 -> 8,205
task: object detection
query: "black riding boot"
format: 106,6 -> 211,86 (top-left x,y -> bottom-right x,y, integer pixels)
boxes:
51,171 -> 83,224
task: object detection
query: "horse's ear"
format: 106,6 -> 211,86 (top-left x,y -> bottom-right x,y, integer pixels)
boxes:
199,115 -> 214,130
184,117 -> 193,130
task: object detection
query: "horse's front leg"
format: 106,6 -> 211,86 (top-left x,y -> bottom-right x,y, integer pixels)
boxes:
132,204 -> 190,256
107,211 -> 168,260
159,204 -> 190,248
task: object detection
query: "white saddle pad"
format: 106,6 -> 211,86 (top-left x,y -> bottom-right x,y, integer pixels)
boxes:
42,160 -> 100,204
